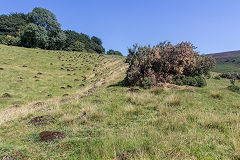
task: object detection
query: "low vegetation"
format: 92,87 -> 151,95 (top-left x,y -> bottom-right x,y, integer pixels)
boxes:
210,50 -> 240,73
0,45 -> 240,159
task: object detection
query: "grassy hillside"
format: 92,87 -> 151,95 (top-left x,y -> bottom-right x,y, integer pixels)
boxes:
0,45 -> 240,159
0,44 -> 124,109
209,50 -> 240,73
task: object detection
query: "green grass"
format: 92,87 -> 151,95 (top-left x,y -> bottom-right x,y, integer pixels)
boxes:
0,44 -> 124,109
0,45 -> 240,159
213,62 -> 240,73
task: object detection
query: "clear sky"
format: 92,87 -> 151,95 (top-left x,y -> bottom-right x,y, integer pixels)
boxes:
1,0 -> 240,55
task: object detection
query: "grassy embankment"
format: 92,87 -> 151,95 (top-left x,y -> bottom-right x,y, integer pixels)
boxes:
0,45 -> 240,159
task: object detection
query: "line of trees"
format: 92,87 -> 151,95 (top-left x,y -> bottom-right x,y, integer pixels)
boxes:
0,7 -> 111,54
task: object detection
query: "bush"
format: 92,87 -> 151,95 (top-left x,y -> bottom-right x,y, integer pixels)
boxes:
107,49 -> 123,56
0,35 -> 20,46
66,41 -> 85,52
0,35 -> 7,45
227,85 -> 240,94
124,42 -> 215,88
220,72 -> 240,80
214,75 -> 221,80
174,76 -> 207,87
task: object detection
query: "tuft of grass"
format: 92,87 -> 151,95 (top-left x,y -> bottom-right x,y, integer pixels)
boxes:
210,92 -> 223,100
165,95 -> 181,107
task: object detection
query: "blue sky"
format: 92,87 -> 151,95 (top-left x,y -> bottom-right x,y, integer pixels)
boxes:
1,0 -> 240,55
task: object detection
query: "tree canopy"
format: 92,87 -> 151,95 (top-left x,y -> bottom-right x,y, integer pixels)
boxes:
0,7 -> 106,54
107,49 -> 123,56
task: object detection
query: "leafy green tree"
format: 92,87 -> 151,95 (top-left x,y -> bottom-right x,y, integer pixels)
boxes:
47,29 -> 66,50
0,13 -> 28,36
28,8 -> 61,31
28,8 -> 66,50
20,23 -> 48,49
91,36 -> 102,45
107,49 -> 123,56
107,49 -> 115,55
67,41 -> 85,52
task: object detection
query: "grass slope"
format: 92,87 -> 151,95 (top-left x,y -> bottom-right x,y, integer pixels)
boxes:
209,50 -> 240,73
0,44 -> 124,109
0,45 -> 240,159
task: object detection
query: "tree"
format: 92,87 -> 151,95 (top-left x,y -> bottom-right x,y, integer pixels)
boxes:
47,29 -> 66,50
0,13 -> 28,37
20,23 -> 48,49
107,49 -> 123,56
28,7 -> 61,31
91,36 -> 102,45
107,49 -> 115,55
67,41 -> 85,52
28,8 -> 66,50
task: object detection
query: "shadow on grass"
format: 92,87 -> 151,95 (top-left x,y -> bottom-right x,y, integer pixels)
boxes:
107,80 -> 127,88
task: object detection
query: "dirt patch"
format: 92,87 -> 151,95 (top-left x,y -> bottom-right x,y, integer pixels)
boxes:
92,100 -> 103,104
60,97 -> 71,103
32,102 -> 46,108
62,94 -> 69,97
39,131 -> 66,142
79,84 -> 85,87
2,152 -> 25,160
37,72 -> 43,75
2,93 -> 12,98
29,115 -> 56,126
66,85 -> 72,89
88,88 -> 95,94
115,151 -> 133,160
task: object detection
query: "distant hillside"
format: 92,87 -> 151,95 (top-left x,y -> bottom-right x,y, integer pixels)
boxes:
208,50 -> 240,73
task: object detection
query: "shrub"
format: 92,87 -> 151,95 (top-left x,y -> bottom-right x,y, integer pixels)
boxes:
220,72 -> 240,80
107,49 -> 123,56
124,42 -> 215,88
0,35 -> 20,46
174,76 -> 207,87
66,41 -> 85,52
0,35 -> 7,45
227,85 -> 240,94
214,75 -> 221,80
